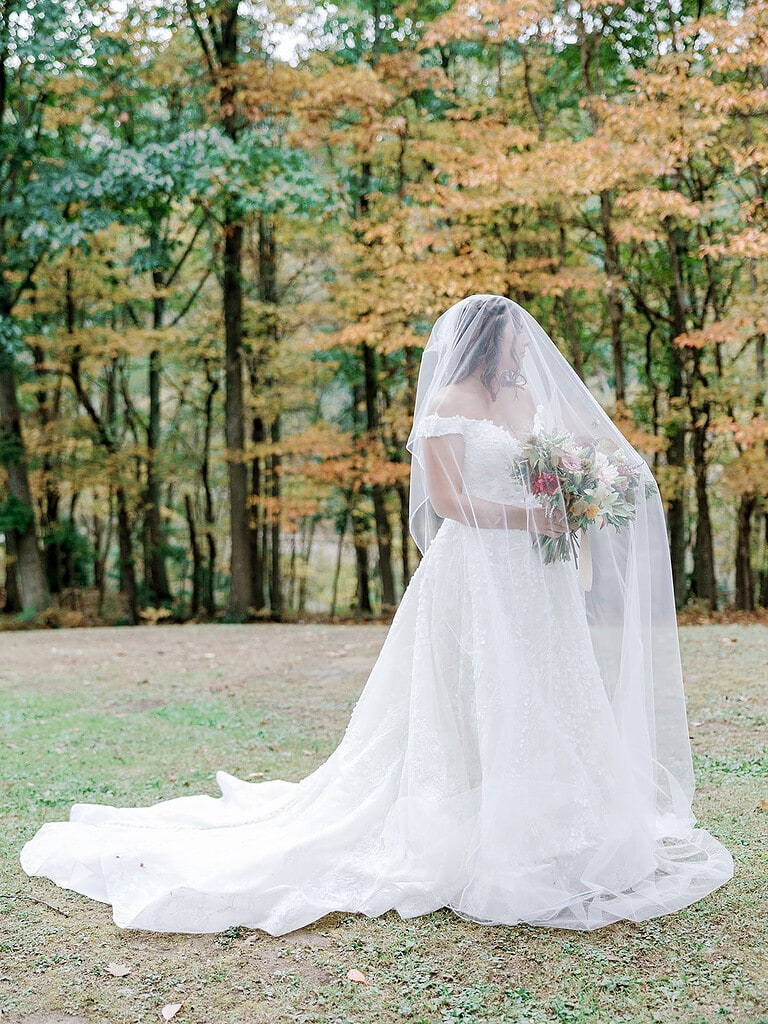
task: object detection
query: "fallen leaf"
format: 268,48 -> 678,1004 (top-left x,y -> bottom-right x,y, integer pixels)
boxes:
346,968 -> 367,984
105,962 -> 131,978
758,799 -> 768,812
161,1004 -> 183,1021
720,637 -> 737,644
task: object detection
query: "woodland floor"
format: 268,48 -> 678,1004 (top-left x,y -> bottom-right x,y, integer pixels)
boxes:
0,622 -> 766,1024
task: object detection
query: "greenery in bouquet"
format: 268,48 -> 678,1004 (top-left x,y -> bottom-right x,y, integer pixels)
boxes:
511,426 -> 656,565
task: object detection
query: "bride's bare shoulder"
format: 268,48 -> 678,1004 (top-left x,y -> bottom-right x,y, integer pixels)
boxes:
426,383 -> 487,420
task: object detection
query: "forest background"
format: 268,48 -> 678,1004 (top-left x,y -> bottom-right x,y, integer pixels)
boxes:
1,0 -> 767,626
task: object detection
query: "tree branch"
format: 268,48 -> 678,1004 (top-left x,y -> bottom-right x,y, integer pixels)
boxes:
169,267 -> 213,327
185,0 -> 217,76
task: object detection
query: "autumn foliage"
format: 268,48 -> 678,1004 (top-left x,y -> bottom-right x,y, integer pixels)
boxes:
0,0 -> 766,621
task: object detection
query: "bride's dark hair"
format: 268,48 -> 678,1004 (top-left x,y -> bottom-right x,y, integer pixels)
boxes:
451,296 -> 527,400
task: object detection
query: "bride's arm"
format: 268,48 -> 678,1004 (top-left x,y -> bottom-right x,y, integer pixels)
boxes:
423,434 -> 564,535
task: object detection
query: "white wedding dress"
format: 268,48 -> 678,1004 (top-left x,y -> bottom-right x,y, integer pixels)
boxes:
21,413 -> 733,934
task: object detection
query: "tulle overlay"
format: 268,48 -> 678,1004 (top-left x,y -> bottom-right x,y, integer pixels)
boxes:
21,413 -> 732,935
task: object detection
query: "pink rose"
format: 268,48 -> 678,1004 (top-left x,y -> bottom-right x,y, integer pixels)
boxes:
532,472 -> 560,495
561,453 -> 582,472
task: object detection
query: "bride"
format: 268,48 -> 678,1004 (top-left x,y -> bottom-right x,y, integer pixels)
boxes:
21,295 -> 733,935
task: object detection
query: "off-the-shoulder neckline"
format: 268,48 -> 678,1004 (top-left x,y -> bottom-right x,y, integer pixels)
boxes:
422,411 -> 537,440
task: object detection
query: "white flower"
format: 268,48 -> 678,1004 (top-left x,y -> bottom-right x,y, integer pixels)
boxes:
593,481 -> 613,503
597,462 -> 619,486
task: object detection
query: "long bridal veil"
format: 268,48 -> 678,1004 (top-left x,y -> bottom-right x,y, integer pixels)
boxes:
406,295 -> 732,917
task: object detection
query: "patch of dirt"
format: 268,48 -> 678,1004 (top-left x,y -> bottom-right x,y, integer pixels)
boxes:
3,1017 -> 91,1024
0,624 -> 387,712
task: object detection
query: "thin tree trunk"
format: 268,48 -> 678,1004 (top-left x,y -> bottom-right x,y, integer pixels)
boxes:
690,406 -> 717,610
665,228 -> 691,608
184,492 -> 202,617
93,510 -> 105,610
361,341 -> 396,608
249,416 -> 266,610
116,485 -> 138,625
395,479 -> 411,588
257,212 -> 280,616
554,216 -> 584,381
350,496 -> 372,617
269,415 -> 282,620
64,491 -> 79,589
31,336 -> 63,594
297,518 -> 315,614
287,534 -> 297,611
577,14 -> 625,403
202,359 -> 218,618
223,218 -> 253,620
600,192 -> 625,403
146,331 -> 172,604
330,512 -> 347,619
759,513 -> 768,607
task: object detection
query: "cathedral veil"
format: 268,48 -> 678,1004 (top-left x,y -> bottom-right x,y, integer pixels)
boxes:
407,294 -> 705,846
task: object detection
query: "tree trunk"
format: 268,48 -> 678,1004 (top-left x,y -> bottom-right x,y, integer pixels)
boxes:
249,415 -> 266,610
222,217 -> 253,619
208,2 -> 253,621
600,191 -> 625,403
555,216 -> 584,381
734,495 -> 755,611
361,341 -> 396,608
31,338 -> 64,595
146,339 -> 172,605
666,418 -> 687,608
350,496 -> 372,616
93,509 -> 106,611
3,529 -> 22,613
759,513 -> 768,607
248,212 -> 280,613
330,512 -> 347,619
665,227 -> 690,608
297,518 -> 315,613
201,359 -> 218,618
116,485 -> 138,625
690,407 -> 717,610
576,15 -> 624,402
184,492 -> 202,617
0,362 -> 51,612
395,479 -> 411,588
269,415 -> 282,620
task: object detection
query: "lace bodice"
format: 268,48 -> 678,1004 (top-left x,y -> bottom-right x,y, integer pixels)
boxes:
415,413 -> 545,509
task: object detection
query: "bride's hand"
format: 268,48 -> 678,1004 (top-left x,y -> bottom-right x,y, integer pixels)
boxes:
530,507 -> 568,538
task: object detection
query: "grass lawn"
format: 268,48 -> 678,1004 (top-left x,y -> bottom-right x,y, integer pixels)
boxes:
0,622 -> 766,1024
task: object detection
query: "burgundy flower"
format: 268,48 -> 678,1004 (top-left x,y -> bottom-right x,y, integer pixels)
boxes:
532,472 -> 559,495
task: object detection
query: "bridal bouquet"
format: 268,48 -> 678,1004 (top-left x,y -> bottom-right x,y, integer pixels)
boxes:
511,425 -> 655,566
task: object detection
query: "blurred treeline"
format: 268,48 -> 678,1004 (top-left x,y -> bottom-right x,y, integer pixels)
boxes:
0,0 -> 766,624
